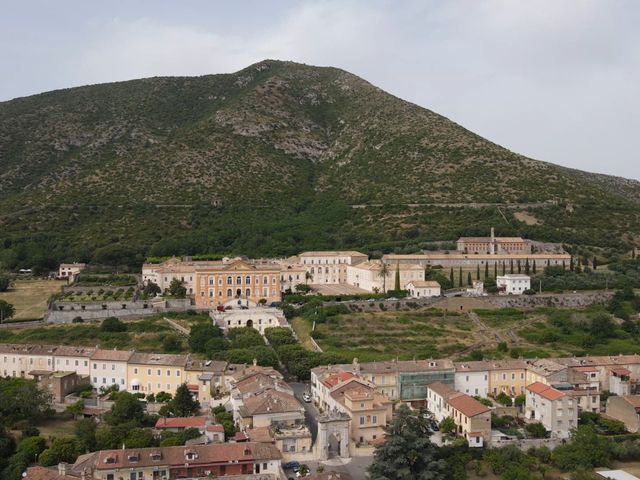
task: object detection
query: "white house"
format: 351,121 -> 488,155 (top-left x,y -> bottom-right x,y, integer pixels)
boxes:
525,382 -> 577,439
406,280 -> 441,298
426,382 -> 455,423
298,251 -> 368,285
346,261 -> 424,293
496,274 -> 531,295
58,263 -> 86,282
212,307 -> 288,334
90,349 -> 133,391
454,361 -> 490,398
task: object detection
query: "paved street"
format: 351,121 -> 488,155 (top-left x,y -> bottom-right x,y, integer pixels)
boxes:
290,381 -> 319,441
290,456 -> 373,479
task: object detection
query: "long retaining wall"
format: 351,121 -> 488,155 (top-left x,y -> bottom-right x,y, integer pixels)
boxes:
45,299 -> 194,323
483,291 -> 615,309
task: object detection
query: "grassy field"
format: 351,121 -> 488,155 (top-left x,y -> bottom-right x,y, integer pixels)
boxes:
0,279 -> 65,321
291,304 -> 640,363
304,308 -> 477,362
0,314 -> 192,352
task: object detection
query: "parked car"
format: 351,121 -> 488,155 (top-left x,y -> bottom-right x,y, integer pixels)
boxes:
216,305 -> 225,312
283,461 -> 300,470
302,393 -> 311,403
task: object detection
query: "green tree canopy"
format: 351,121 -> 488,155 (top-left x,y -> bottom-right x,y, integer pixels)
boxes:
369,404 -> 447,480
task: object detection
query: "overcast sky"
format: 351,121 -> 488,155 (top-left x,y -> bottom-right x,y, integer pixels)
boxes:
2,0 -> 639,179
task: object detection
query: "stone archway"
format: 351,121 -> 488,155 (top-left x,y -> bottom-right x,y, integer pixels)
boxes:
246,319 -> 253,328
317,410 -> 351,460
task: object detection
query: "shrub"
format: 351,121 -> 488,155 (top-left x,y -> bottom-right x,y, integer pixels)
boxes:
101,317 -> 127,332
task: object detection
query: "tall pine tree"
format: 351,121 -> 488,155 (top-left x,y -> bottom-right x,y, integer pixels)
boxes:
394,262 -> 401,291
476,264 -> 480,280
467,272 -> 472,286
485,262 -> 489,278
458,267 -> 463,288
449,268 -> 454,287
525,258 -> 530,275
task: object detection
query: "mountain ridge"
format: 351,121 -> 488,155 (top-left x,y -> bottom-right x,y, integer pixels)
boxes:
0,59 -> 638,270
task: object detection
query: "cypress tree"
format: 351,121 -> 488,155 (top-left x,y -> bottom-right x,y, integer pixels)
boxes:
476,264 -> 480,280
510,259 -> 514,274
467,272 -> 472,286
449,268 -> 454,287
570,257 -> 574,271
532,260 -> 537,274
458,267 -> 463,288
394,262 -> 401,291
517,260 -> 522,274
502,261 -> 506,276
494,262 -> 497,278
592,257 -> 597,270
525,258 -> 530,275
485,262 -> 489,278
562,260 -> 566,270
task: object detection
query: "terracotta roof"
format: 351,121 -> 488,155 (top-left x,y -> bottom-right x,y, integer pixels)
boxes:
92,442 -> 281,470
299,251 -> 367,257
246,426 -> 275,443
611,367 -> 632,377
526,382 -> 565,401
427,381 -> 455,398
91,349 -> 134,362
622,395 -> 640,409
382,253 -> 570,261
206,424 -> 225,433
322,372 -> 355,388
458,236 -> 525,243
155,416 -> 207,429
24,466 -> 80,480
447,394 -> 491,417
241,389 -> 303,416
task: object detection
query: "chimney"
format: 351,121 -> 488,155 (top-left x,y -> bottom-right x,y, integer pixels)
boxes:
58,463 -> 68,476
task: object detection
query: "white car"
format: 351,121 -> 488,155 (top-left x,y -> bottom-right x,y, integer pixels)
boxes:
302,393 -> 311,403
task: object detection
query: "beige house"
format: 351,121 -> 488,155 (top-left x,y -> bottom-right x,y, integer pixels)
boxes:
406,280 -> 441,298
346,260 -> 424,293
606,395 -> 640,433
91,349 -> 133,391
487,359 -> 528,396
298,251 -> 368,285
496,274 -> 531,295
127,353 -> 188,396
525,382 -> 577,439
212,307 -> 288,333
184,358 -> 227,408
58,263 -> 86,282
457,228 -> 527,255
236,388 -> 312,455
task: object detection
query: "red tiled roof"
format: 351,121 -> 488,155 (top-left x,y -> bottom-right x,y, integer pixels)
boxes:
611,367 -> 632,376
447,394 -> 491,418
322,372 -> 355,388
526,382 -> 565,401
206,424 -> 224,432
155,416 -> 207,429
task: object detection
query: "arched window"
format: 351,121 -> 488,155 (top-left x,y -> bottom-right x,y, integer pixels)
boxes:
208,276 -> 214,285
226,289 -> 232,297
310,267 -> 315,274
236,276 -> 241,285
245,276 -> 251,284
245,288 -> 251,297
227,276 -> 232,285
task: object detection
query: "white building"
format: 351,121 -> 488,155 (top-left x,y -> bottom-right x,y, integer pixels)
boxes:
298,251 -> 368,285
90,349 -> 133,391
496,274 -> 531,295
454,362 -> 490,398
52,346 -> 96,377
346,261 -> 424,293
58,263 -> 86,282
525,382 -> 577,439
405,280 -> 441,298
212,307 -> 289,334
426,382 -> 455,423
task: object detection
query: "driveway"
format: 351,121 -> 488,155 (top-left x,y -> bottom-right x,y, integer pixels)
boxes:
290,381 -> 319,441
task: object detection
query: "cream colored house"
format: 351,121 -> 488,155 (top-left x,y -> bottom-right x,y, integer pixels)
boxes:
525,382 -> 577,439
91,349 -> 133,391
496,274 -> 531,295
406,280 -> 441,298
298,251 -> 368,285
212,307 -> 288,333
58,263 -> 86,282
127,353 -> 188,396
487,359 -> 528,396
346,260 -> 424,293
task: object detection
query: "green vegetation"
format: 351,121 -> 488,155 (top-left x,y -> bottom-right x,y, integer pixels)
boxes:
1,60 -> 639,272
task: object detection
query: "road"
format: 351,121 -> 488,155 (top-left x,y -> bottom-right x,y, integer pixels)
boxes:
290,381 -> 319,442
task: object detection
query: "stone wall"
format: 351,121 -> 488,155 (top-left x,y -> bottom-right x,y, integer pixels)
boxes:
483,291 -> 614,309
45,299 -> 194,323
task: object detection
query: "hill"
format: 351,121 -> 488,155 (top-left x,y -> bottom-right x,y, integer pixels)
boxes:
0,60 -> 639,271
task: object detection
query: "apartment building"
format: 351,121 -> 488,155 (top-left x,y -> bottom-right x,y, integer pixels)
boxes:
346,260 -> 424,293
127,353 -> 187,395
298,251 -> 368,285
606,395 -> 640,433
454,361 -> 489,398
457,229 -> 527,255
496,274 -> 531,295
90,349 -> 134,391
487,360 -> 528,396
184,358 -> 227,408
554,355 -> 640,393
525,382 -> 577,439
381,252 -> 570,269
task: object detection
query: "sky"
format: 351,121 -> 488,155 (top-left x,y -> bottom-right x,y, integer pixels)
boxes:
1,0 -> 639,179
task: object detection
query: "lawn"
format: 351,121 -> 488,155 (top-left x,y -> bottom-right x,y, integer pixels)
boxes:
302,308 -> 477,362
0,279 -> 65,321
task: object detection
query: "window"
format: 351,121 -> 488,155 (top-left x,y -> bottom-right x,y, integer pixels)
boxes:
227,289 -> 232,297
227,276 -> 232,285
246,276 -> 251,284
147,369 -> 151,375
236,276 -> 241,285
134,368 -> 138,374
245,288 -> 251,297
359,416 -> 365,425
372,415 -> 377,424
167,370 -> 170,376
209,290 -> 213,297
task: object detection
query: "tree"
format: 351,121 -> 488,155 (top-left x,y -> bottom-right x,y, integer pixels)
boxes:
592,257 -> 597,270
124,428 -> 154,448
143,281 -> 161,298
510,259 -> 514,274
525,258 -> 530,275
0,273 -> 12,292
64,399 -> 85,420
467,272 -> 472,286
169,384 -> 200,417
101,316 -> 127,332
369,404 -> 447,480
476,264 -> 480,280
304,270 -> 313,285
38,437 -> 82,466
295,283 -> 311,294
162,334 -> 182,353
449,268 -> 454,287
502,261 -> 506,276
458,267 -> 463,288
167,278 -> 186,298
484,262 -> 489,279
74,418 -> 97,452
0,300 -> 15,322
496,392 -> 513,406
378,263 -> 390,292
189,323 -> 224,353
532,260 -> 537,274
552,425 -> 611,471
525,422 -> 547,438
0,377 -> 52,425
104,392 -> 144,425
570,257 -> 575,271
439,416 -> 456,434
517,260 -> 522,274
16,436 -> 46,461
493,262 -> 497,278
